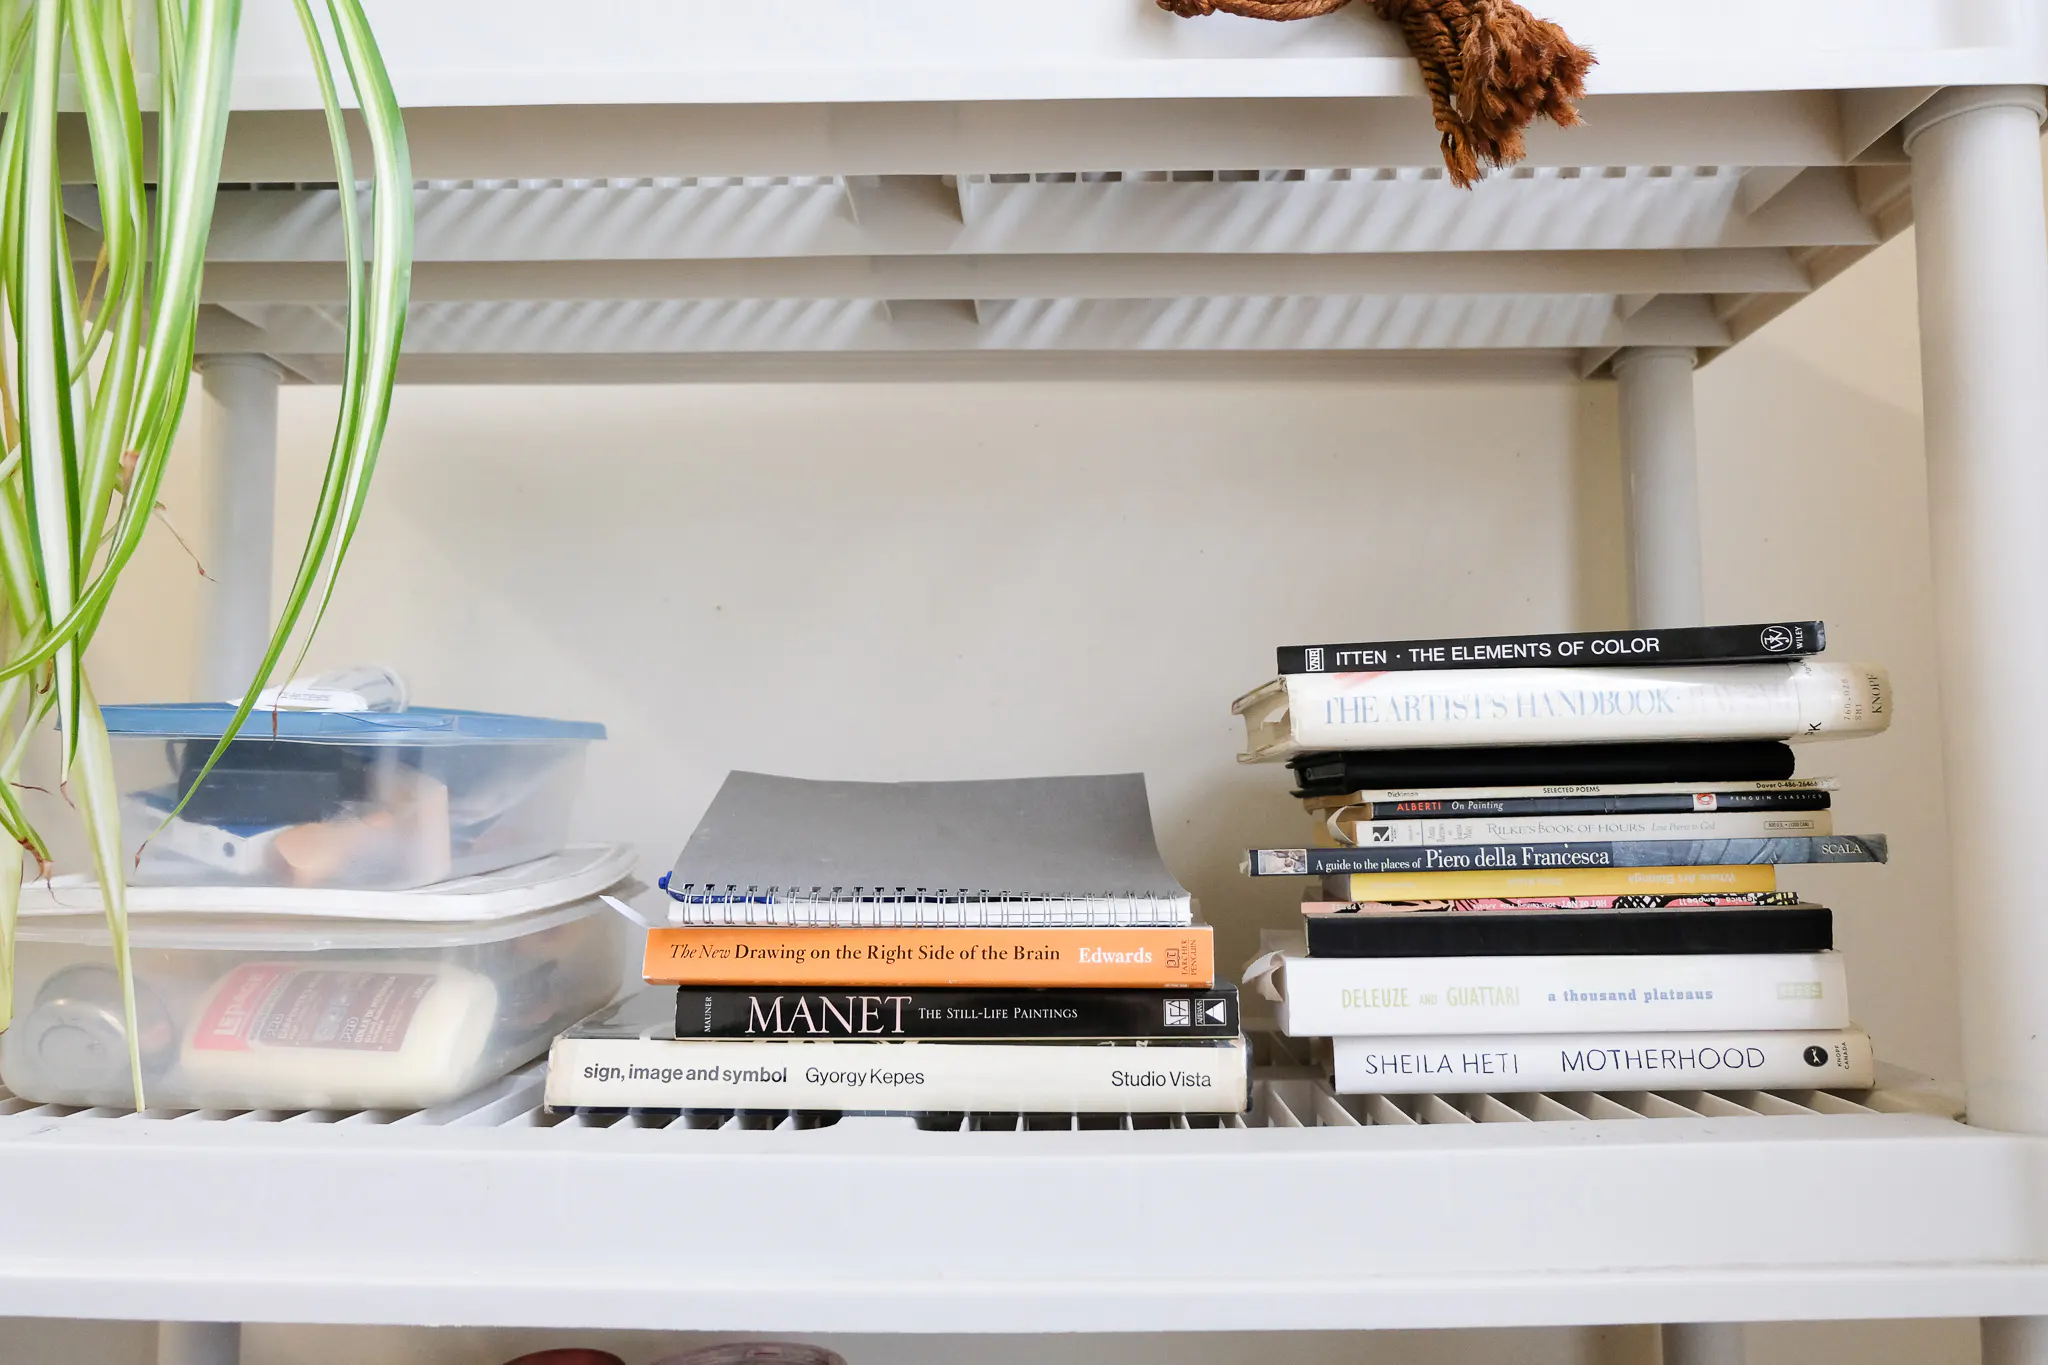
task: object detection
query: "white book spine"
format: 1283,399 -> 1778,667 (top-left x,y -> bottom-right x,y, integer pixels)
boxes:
1235,662 -> 1890,760
1331,810 -> 1831,846
1262,951 -> 1850,1037
1330,1027 -> 1874,1094
544,1038 -> 1250,1113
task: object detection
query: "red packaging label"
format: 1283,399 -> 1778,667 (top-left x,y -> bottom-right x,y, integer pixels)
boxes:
194,965 -> 436,1053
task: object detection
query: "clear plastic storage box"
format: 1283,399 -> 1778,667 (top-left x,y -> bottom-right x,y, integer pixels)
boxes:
0,845 -> 635,1111
96,704 -> 606,890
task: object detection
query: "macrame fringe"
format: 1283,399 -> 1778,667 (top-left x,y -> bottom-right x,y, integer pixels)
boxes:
1157,0 -> 1593,188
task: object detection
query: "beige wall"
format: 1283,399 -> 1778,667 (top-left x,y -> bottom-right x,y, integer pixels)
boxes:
31,205 -> 1972,1365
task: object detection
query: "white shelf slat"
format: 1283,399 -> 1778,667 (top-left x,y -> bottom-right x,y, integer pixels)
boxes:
0,1068 -> 2037,1334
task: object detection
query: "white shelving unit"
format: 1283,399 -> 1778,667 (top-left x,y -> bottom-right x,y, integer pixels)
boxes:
17,3 -> 2048,1363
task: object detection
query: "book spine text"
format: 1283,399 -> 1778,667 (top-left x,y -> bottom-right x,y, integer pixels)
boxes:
1329,1028 -> 1872,1093
673,986 -> 1239,1038
1266,950 -> 1850,1037
643,926 -> 1215,987
543,1038 -> 1250,1113
1279,622 -> 1825,675
1337,790 -> 1834,818
1324,810 -> 1831,846
1254,835 -> 1883,876
1238,662 -> 1890,760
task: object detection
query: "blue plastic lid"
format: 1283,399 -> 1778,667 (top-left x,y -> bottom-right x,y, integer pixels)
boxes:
98,704 -> 605,744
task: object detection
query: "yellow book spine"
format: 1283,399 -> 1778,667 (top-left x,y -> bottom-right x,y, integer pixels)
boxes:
1332,865 -> 1777,901
643,926 -> 1215,987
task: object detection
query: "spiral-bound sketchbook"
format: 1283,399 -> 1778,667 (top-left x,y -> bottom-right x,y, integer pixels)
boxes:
664,770 -> 1193,926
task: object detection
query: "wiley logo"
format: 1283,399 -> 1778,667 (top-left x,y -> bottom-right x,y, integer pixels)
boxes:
1304,647 -> 1326,672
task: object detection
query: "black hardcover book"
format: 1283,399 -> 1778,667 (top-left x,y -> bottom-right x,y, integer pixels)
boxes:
1304,905 -> 1833,957
1248,835 -> 1885,877
1288,741 -> 1797,797
1277,621 -> 1824,675
672,985 -> 1239,1039
1343,790 -> 1833,819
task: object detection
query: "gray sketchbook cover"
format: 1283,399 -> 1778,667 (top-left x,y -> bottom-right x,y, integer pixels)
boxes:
668,770 -> 1189,901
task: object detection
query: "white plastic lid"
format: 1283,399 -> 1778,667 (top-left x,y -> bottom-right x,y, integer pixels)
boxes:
18,843 -> 637,924
13,892 -> 618,953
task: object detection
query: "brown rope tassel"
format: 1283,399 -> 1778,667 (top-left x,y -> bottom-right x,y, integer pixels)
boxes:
1157,0 -> 1594,188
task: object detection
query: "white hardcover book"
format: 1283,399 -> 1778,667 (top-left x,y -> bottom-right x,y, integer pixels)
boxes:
545,1037 -> 1250,1113
1327,809 -> 1832,846
1330,1027 -> 1874,1094
1234,661 -> 1890,761
1247,951 -> 1850,1037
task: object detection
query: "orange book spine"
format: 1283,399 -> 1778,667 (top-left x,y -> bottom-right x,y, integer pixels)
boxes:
642,926 -> 1215,988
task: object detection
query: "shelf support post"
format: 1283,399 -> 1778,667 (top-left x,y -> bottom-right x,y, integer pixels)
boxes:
1613,345 -> 1704,629
193,355 -> 282,703
1617,327 -> 1734,1365
1660,1323 -> 1743,1365
1905,84 -> 2048,1132
157,1322 -> 240,1365
1905,81 -> 2048,1365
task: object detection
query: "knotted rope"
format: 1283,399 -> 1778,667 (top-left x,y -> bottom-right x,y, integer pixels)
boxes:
1157,0 -> 1593,188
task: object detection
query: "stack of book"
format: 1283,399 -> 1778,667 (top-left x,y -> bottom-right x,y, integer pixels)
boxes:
546,771 -> 1249,1115
1232,621 -> 1891,1095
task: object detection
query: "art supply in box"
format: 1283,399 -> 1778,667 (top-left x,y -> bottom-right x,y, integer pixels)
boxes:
0,845 -> 635,1111
73,703 -> 605,890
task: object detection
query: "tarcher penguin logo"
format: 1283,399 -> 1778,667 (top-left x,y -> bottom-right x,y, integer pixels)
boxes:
1760,625 -> 1796,652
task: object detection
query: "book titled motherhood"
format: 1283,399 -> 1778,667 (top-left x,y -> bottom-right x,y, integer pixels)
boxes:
1279,621 -> 1825,676
1248,835 -> 1884,877
1247,950 -> 1850,1036
674,985 -> 1239,1039
546,995 -> 1248,1113
1236,661 -> 1890,761
643,926 -> 1215,987
1330,1027 -> 1873,1094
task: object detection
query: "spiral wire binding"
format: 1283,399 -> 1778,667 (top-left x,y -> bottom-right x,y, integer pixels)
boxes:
658,874 -> 1192,927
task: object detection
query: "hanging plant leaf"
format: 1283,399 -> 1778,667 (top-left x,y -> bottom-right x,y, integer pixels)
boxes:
0,0 -> 413,1107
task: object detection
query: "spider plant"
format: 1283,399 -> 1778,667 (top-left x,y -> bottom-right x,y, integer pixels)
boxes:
0,0 -> 412,1107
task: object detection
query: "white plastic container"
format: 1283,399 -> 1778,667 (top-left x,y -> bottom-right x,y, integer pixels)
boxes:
0,845 -> 635,1112
95,703 -> 606,890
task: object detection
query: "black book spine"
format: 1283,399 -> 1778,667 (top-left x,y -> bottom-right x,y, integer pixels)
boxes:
1353,791 -> 1834,818
672,986 -> 1240,1039
1249,836 -> 1885,876
1288,741 -> 1798,795
1277,621 -> 1824,675
1303,905 -> 1833,957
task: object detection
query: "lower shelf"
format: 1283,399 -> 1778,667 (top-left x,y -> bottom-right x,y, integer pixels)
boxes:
0,1065 -> 2042,1334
